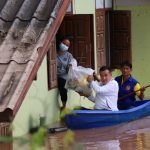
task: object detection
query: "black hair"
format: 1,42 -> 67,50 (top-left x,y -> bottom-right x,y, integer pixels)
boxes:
120,61 -> 132,69
99,66 -> 112,72
60,35 -> 73,42
56,36 -> 72,51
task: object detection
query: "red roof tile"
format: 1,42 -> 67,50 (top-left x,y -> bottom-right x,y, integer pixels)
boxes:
0,0 -> 70,116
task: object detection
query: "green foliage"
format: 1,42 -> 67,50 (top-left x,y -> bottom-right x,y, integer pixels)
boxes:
30,127 -> 47,150
0,136 -> 13,143
0,107 -> 85,150
71,144 -> 84,150
60,108 -> 74,119
63,130 -> 84,150
0,127 -> 47,150
73,105 -> 81,110
63,130 -> 75,149
60,105 -> 81,119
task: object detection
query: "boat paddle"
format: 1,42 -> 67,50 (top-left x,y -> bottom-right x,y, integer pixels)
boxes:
118,84 -> 150,100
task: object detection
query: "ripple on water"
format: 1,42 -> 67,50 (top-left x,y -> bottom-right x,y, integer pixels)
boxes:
48,116 -> 150,150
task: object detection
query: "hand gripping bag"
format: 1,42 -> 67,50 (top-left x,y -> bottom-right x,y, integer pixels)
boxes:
65,66 -> 94,96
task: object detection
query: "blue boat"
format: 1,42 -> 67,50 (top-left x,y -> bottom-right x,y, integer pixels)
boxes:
65,100 -> 150,129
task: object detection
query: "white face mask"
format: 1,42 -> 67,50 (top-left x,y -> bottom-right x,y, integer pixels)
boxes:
59,43 -> 69,51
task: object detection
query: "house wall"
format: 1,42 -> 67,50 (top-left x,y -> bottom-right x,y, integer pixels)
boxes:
13,0 -> 150,136
113,1 -> 150,98
13,57 -> 60,136
115,0 -> 150,6
13,0 -> 96,137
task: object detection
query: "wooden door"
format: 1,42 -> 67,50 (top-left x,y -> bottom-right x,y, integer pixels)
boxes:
109,11 -> 131,68
57,15 -> 94,68
47,38 -> 57,90
96,9 -> 106,70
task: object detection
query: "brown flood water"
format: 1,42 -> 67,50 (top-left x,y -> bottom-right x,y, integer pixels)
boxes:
1,116 -> 150,150
48,116 -> 150,150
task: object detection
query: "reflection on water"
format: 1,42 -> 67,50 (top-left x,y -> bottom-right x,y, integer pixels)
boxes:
0,143 -> 12,150
1,117 -> 150,150
49,116 -> 150,150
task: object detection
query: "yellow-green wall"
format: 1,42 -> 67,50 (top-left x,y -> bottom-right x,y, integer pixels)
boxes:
13,1 -> 150,137
73,0 -> 95,14
114,4 -> 150,98
13,0 -> 96,137
13,57 -> 60,136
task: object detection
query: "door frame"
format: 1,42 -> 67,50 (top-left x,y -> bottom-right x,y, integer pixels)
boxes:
56,14 -> 95,69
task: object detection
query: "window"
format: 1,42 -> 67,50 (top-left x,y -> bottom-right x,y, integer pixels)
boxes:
57,15 -> 94,68
96,0 -> 112,9
109,11 -> 131,68
95,1 -> 131,69
105,0 -> 112,8
96,0 -> 104,9
66,2 -> 73,14
47,39 -> 57,90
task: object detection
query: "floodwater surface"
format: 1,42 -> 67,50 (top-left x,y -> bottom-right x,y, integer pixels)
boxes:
49,116 -> 150,150
1,116 -> 150,150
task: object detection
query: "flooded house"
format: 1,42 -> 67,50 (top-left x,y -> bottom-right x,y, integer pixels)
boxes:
0,0 -> 150,145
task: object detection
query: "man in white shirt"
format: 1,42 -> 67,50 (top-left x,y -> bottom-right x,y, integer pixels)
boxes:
86,66 -> 119,111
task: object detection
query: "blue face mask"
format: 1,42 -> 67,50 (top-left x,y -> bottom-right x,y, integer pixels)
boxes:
59,43 -> 69,51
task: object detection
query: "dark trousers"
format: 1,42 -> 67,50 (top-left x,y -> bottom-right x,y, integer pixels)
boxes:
58,78 -> 67,103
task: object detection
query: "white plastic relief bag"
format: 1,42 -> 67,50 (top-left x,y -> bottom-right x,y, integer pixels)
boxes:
65,65 -> 94,97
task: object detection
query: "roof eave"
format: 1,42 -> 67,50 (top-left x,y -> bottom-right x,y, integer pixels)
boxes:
12,0 -> 71,117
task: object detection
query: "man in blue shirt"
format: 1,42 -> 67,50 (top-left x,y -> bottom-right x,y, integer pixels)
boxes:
115,61 -> 144,110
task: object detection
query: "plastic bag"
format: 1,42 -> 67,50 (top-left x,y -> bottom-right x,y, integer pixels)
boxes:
65,65 -> 94,97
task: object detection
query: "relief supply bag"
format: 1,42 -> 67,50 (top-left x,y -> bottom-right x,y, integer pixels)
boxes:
65,64 -> 94,97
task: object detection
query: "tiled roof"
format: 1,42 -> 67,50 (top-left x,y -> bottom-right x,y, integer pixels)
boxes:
0,0 -> 70,116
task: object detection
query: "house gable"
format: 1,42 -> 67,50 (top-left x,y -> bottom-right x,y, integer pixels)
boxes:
0,0 -> 71,122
